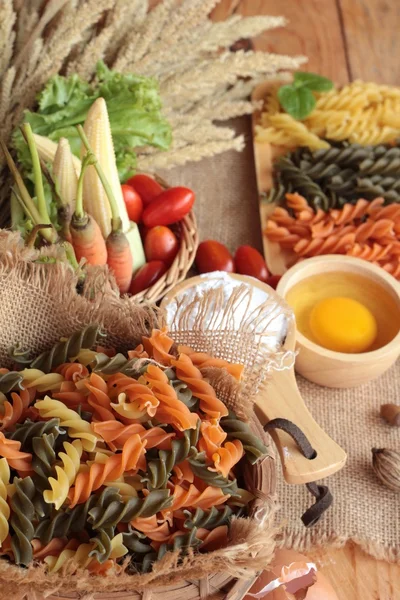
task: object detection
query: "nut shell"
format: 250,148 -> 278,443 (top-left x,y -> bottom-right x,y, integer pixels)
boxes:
372,448 -> 400,491
380,404 -> 400,426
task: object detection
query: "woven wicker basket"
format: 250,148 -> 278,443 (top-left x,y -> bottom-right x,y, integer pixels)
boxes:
131,174 -> 199,304
44,418 -> 276,600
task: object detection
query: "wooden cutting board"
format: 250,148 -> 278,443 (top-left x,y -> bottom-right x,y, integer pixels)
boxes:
251,80 -> 297,275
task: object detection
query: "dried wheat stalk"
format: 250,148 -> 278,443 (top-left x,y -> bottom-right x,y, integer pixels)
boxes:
0,0 -> 306,223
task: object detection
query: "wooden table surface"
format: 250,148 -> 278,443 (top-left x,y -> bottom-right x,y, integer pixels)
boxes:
211,1 -> 400,599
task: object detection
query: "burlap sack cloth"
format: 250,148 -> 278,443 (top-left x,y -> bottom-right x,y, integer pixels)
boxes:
0,229 -> 286,598
162,117 -> 400,563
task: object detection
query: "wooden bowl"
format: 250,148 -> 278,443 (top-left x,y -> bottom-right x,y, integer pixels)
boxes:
276,255 -> 400,388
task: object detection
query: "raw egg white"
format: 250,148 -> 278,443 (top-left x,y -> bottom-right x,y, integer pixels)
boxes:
244,549 -> 339,600
309,296 -> 377,353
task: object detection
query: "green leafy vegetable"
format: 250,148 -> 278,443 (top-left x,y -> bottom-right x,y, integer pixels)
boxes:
277,71 -> 334,120
13,62 -> 172,183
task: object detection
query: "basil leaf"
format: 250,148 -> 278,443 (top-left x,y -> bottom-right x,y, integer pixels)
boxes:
278,85 -> 316,120
293,71 -> 334,92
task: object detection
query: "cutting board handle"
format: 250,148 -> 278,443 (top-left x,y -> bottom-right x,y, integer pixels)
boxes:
255,370 -> 347,485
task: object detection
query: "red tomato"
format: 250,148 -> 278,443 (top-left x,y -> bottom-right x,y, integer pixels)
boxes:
145,226 -> 179,266
196,240 -> 235,274
234,245 -> 269,282
142,187 -> 195,227
121,184 -> 143,223
129,261 -> 167,295
266,274 -> 282,290
126,174 -> 163,206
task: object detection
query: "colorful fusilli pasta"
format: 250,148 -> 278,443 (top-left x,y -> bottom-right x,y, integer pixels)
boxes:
0,327 -> 267,577
265,193 -> 400,279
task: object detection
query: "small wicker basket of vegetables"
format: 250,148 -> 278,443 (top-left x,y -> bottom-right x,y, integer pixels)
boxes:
2,96 -> 198,303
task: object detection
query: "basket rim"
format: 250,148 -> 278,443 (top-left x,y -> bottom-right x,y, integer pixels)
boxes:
131,172 -> 199,304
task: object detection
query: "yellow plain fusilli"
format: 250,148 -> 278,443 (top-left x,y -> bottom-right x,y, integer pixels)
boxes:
0,458 -> 10,546
256,80 -> 400,148
43,440 -> 83,509
34,397 -> 98,451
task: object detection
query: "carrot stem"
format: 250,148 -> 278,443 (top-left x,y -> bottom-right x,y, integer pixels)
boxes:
21,123 -> 48,222
0,139 -> 55,244
77,125 -> 121,233
26,224 -> 53,248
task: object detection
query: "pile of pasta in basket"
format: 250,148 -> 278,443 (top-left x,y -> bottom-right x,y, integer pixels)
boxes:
0,325 -> 267,574
257,79 -> 400,279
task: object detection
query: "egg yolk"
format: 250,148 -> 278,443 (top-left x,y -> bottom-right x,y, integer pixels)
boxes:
309,296 -> 378,353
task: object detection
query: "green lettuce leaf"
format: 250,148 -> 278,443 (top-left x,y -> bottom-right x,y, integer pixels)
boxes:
12,61 -> 172,182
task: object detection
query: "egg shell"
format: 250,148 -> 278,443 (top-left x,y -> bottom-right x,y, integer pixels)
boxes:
244,549 -> 339,600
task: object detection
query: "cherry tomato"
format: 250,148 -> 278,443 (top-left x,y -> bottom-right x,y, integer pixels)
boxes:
129,261 -> 167,295
234,245 -> 269,282
145,226 -> 179,266
266,274 -> 282,290
121,184 -> 143,223
126,174 -> 164,206
142,187 -> 195,227
196,240 -> 235,274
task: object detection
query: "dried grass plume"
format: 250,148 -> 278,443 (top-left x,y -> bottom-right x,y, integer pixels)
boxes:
0,0 -> 306,222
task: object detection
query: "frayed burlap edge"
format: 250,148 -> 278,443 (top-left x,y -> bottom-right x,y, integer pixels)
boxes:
162,283 -> 296,405
0,230 -> 160,367
278,530 -> 400,564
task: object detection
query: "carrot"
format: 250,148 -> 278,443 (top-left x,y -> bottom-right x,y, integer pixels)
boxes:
70,153 -> 107,266
77,125 -> 133,293
106,231 -> 133,293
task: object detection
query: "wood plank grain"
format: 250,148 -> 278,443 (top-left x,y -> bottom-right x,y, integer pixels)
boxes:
309,543 -> 400,600
231,0 -> 349,85
339,0 -> 400,85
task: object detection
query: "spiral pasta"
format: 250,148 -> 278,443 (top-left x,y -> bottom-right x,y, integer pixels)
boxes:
44,533 -> 128,573
89,488 -> 172,530
0,458 -> 10,546
68,434 -> 147,507
142,327 -> 175,365
177,348 -> 244,381
55,363 -> 89,382
256,80 -> 400,149
265,193 -> 400,278
172,355 -> 228,419
144,365 -> 199,431
10,477 -> 37,566
0,431 -> 32,474
0,389 -> 35,431
92,421 -> 174,452
44,440 -> 83,509
6,418 -> 64,451
34,397 -> 98,451
198,419 -> 227,459
187,451 -> 239,496
142,421 -> 200,490
0,327 -> 264,574
0,371 -> 24,394
108,374 -> 160,422
220,414 -> 269,464
21,369 -> 64,393
183,505 -> 233,531
210,440 -> 244,478
13,325 -> 102,373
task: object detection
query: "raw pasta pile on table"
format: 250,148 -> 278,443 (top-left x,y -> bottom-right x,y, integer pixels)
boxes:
256,80 -> 400,149
258,80 -> 400,280
0,325 -> 267,575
